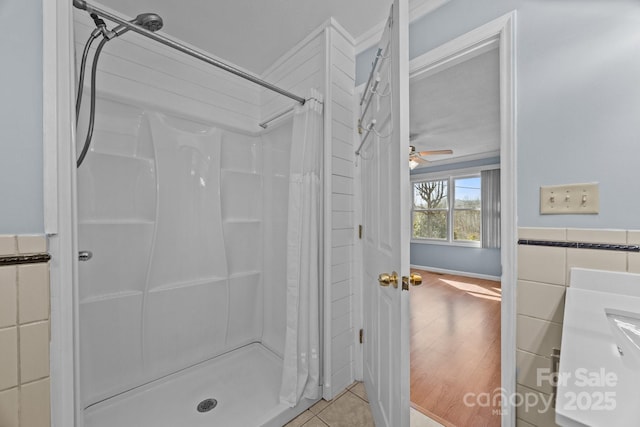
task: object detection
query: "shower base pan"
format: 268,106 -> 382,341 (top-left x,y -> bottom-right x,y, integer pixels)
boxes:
84,343 -> 317,427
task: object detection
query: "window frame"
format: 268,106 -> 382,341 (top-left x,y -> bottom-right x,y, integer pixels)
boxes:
451,174 -> 482,244
412,178 -> 449,242
411,164 -> 498,247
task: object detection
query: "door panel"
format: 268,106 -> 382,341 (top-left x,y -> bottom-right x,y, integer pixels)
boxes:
359,1 -> 411,426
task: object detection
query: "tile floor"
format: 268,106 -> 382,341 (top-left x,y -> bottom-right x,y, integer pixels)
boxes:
284,382 -> 373,427
284,382 -> 443,427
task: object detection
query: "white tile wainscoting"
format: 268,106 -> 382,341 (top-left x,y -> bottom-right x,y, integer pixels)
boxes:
0,235 -> 50,427
516,227 -> 640,426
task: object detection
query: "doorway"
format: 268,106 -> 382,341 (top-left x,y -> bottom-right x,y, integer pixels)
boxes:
409,270 -> 501,426
406,14 -> 516,427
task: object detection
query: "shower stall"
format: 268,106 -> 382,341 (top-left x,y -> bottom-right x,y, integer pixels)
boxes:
72,2 -> 324,426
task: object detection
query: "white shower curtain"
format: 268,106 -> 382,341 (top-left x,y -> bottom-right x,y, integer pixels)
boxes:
279,90 -> 323,407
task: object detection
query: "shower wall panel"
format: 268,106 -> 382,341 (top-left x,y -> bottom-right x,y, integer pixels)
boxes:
77,97 -> 158,405
78,97 -> 266,406
74,8 -> 274,407
260,123 -> 293,356
145,114 -> 226,288
143,114 -> 230,379
220,131 -> 264,350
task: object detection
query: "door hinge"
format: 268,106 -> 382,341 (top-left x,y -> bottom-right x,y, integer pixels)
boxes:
359,329 -> 364,344
358,225 -> 363,239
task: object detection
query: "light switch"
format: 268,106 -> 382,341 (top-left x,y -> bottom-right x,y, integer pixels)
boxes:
540,183 -> 599,214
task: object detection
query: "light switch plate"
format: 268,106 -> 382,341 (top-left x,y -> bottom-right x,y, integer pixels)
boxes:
540,183 -> 599,214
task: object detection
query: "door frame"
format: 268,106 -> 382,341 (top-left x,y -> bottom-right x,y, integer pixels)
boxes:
43,1 -> 81,427
407,12 -> 517,426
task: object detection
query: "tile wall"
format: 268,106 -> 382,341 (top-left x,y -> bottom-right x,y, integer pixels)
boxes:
515,227 -> 639,426
0,235 -> 50,427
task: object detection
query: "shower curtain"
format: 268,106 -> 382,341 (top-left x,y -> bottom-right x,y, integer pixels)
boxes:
279,90 -> 323,407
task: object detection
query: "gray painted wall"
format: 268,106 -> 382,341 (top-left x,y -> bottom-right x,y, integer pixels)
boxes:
411,157 -> 501,277
359,0 -> 640,230
0,0 -> 43,234
411,244 -> 501,277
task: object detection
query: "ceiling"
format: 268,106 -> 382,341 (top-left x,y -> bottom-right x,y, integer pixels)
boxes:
409,47 -> 501,166
96,0 -> 429,74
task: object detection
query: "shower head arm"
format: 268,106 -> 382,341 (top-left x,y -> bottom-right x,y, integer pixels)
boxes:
71,0 -> 306,105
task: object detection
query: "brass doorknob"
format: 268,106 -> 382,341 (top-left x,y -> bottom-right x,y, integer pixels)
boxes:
378,271 -> 398,288
410,273 -> 422,286
402,273 -> 423,290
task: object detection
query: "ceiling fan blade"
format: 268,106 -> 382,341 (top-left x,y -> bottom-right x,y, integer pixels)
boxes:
409,155 -> 429,164
417,149 -> 453,156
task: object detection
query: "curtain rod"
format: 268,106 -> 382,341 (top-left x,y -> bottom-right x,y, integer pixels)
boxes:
259,96 -> 323,129
259,104 -> 296,129
73,0 -> 306,105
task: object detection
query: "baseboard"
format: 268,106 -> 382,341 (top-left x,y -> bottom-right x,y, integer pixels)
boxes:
410,264 -> 501,282
410,402 -> 453,427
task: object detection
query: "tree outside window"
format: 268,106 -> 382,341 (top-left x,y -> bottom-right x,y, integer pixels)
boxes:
412,180 -> 448,239
412,175 -> 481,244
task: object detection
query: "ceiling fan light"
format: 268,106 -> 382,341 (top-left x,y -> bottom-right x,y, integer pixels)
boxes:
409,159 -> 419,170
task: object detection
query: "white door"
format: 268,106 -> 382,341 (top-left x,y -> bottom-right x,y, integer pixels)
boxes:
359,1 -> 411,426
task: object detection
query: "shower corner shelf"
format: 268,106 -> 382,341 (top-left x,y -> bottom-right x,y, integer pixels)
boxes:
223,218 -> 261,224
221,168 -> 261,176
150,276 -> 229,293
80,290 -> 144,305
79,219 -> 155,226
228,271 -> 261,280
86,150 -> 154,163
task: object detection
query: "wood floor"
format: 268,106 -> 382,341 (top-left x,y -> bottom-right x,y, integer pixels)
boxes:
410,269 -> 501,427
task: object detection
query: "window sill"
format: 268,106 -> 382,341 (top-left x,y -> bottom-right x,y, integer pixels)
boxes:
411,239 -> 481,248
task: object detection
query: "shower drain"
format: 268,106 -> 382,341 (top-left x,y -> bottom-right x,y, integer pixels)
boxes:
197,398 -> 218,413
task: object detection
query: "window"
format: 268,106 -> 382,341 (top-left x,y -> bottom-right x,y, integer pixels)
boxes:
412,174 -> 481,245
453,176 -> 481,242
413,179 -> 448,240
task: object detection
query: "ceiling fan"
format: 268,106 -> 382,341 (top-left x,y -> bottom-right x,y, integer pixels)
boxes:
409,145 -> 453,169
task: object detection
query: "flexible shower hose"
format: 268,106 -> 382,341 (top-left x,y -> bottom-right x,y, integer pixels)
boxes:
75,31 -> 100,121
76,14 -> 110,168
76,36 -> 108,168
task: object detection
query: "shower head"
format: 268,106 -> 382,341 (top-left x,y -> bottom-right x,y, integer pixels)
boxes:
112,13 -> 164,37
134,13 -> 164,32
